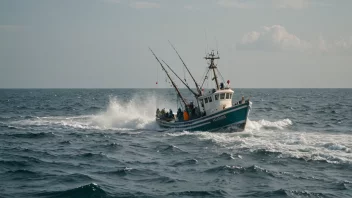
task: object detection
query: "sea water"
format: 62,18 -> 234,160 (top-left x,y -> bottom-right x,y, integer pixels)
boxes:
0,89 -> 351,197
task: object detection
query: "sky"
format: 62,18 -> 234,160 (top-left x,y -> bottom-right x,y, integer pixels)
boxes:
0,0 -> 351,88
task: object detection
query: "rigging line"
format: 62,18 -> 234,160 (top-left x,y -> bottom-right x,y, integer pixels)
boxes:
162,60 -> 199,98
168,40 -> 202,95
216,68 -> 226,84
200,67 -> 208,87
149,47 -> 188,108
200,69 -> 210,88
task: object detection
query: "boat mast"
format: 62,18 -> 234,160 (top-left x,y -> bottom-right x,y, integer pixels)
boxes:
205,50 -> 220,90
162,60 -> 199,98
169,41 -> 202,96
149,48 -> 188,109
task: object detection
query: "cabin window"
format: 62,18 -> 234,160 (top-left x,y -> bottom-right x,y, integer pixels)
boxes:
208,96 -> 213,102
220,93 -> 225,100
229,94 -> 232,99
204,98 -> 208,103
226,93 -> 230,99
200,99 -> 204,107
215,94 -> 219,100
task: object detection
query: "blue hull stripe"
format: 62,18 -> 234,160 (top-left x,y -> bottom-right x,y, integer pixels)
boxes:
158,104 -> 248,127
157,102 -> 251,131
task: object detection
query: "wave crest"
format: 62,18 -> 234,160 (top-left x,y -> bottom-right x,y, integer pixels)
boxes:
246,119 -> 293,131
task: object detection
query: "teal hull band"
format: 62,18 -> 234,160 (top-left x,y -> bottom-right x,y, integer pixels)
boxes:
156,102 -> 251,132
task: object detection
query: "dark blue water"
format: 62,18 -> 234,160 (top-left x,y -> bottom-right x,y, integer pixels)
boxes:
0,89 -> 351,198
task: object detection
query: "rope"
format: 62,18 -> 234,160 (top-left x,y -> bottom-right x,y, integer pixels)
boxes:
216,68 -> 226,84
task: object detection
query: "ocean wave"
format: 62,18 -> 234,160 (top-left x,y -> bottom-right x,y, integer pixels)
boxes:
245,188 -> 332,198
167,190 -> 227,197
245,119 -> 293,131
96,167 -> 160,178
0,159 -> 29,168
5,96 -> 163,132
218,152 -> 242,160
137,176 -> 185,184
204,165 -> 274,176
7,132 -> 56,139
323,143 -> 351,152
333,180 -> 352,190
156,144 -> 188,154
170,159 -> 198,167
5,169 -> 37,175
35,183 -> 108,198
2,169 -> 50,181
173,121 -> 352,165
52,173 -> 94,184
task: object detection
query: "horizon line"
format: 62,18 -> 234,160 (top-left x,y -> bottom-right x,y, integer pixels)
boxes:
1,88 -> 352,89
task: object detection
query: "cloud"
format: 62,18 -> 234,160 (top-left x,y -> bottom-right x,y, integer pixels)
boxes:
129,1 -> 160,9
272,0 -> 331,9
102,0 -> 123,3
237,25 -> 312,52
215,0 -> 330,9
101,0 -> 161,9
320,36 -> 352,54
237,25 -> 352,55
216,0 -> 254,9
184,5 -> 200,11
272,0 -> 307,9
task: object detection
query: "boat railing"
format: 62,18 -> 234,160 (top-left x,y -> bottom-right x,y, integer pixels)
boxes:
233,99 -> 250,106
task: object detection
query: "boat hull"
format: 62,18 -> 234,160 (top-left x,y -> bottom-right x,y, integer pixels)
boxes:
156,101 -> 251,132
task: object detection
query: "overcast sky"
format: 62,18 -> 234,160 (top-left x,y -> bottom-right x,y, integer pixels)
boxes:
1,0 -> 351,88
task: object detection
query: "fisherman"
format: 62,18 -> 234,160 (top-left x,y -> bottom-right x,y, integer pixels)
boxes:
220,82 -> 224,89
177,108 -> 183,121
156,108 -> 160,117
161,108 -> 166,118
241,96 -> 245,104
194,107 -> 200,118
169,109 -> 173,119
189,102 -> 194,110
191,107 -> 196,118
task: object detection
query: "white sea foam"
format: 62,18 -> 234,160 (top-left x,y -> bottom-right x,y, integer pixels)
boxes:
10,95 -> 172,131
245,118 -> 293,131
172,119 -> 352,164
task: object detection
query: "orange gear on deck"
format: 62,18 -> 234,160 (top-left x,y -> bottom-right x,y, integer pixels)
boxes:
183,111 -> 189,121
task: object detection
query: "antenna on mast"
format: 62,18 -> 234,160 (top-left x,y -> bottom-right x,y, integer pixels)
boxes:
205,29 -> 209,55
215,36 -> 219,54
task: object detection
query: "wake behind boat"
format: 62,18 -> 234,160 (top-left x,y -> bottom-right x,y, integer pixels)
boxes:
150,44 -> 251,132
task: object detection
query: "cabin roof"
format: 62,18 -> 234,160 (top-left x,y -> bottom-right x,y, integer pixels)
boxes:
199,89 -> 234,99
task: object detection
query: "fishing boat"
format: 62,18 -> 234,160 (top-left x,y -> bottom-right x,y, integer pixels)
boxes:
150,44 -> 251,132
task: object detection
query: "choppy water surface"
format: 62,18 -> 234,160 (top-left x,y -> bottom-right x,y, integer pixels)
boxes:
0,89 -> 351,198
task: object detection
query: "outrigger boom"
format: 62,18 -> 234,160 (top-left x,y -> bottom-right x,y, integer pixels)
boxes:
149,48 -> 188,109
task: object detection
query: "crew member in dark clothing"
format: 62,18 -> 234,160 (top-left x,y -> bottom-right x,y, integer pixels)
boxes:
169,109 -> 173,118
177,108 -> 183,121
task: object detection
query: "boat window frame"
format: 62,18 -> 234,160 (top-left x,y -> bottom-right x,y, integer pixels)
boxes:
215,94 -> 219,100
208,96 -> 213,103
226,93 -> 230,99
220,93 -> 225,100
204,97 -> 208,103
229,94 -> 232,99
